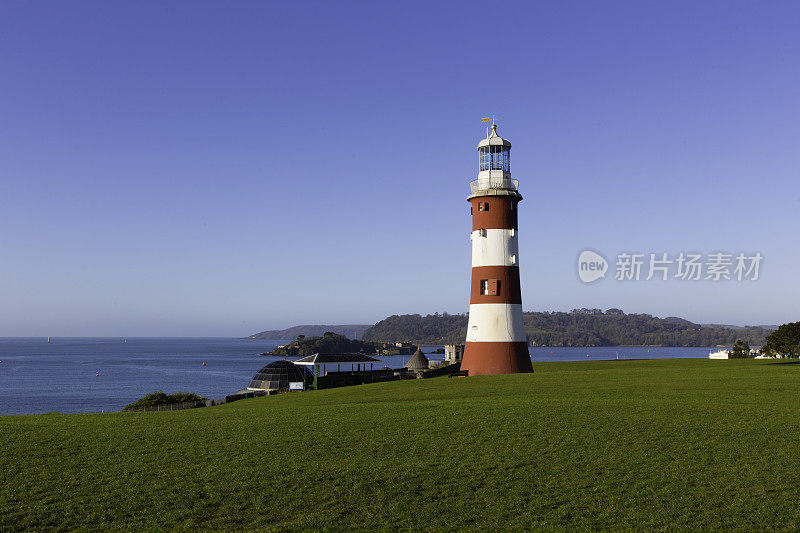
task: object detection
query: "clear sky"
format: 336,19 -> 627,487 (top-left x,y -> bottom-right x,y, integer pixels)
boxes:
1,1 -> 798,336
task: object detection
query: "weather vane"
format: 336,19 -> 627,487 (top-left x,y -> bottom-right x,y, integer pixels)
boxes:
481,115 -> 495,136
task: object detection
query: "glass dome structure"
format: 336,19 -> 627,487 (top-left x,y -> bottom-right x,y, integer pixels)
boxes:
248,360 -> 313,391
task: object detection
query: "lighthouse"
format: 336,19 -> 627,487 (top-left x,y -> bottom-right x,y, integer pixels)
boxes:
461,124 -> 533,376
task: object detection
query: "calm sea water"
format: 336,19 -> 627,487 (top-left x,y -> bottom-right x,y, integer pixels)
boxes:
0,338 -> 713,416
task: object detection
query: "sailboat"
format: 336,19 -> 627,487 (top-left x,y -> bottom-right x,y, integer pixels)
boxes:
47,337 -> 51,343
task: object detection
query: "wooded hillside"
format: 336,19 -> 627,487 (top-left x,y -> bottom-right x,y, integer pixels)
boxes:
361,309 -> 773,347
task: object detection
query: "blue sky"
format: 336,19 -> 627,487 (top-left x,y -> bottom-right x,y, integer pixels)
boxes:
1,1 -> 798,336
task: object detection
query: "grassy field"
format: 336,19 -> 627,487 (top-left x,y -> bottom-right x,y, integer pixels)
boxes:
3,358 -> 800,531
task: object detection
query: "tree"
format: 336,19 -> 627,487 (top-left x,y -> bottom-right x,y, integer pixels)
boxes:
762,322 -> 800,358
728,339 -> 750,359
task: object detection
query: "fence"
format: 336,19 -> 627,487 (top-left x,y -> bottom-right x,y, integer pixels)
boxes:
125,391 -> 270,413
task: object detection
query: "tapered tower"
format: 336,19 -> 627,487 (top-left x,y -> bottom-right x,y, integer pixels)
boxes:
461,124 -> 533,376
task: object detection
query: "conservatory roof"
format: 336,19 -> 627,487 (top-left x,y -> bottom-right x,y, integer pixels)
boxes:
293,353 -> 382,365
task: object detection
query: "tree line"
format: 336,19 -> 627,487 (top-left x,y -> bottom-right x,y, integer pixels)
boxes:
361,309 -> 775,347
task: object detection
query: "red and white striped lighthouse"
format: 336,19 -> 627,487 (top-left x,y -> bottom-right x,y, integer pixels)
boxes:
461,124 -> 533,376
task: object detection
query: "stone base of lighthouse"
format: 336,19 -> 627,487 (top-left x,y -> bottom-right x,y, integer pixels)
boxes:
461,342 -> 532,375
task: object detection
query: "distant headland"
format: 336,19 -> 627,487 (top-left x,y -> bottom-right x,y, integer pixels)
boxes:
258,332 -> 417,357
248,324 -> 371,340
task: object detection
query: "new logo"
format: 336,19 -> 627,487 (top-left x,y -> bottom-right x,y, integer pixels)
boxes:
578,250 -> 608,283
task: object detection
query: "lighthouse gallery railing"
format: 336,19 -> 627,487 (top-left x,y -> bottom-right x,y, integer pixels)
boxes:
469,177 -> 519,194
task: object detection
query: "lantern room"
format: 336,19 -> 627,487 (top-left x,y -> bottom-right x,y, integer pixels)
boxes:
477,124 -> 512,174
470,123 -> 518,196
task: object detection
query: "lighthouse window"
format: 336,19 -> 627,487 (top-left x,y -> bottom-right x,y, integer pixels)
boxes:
480,279 -> 501,296
479,202 -> 489,211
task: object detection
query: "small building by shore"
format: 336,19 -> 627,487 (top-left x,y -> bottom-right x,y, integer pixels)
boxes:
444,345 -> 464,364
404,348 -> 429,373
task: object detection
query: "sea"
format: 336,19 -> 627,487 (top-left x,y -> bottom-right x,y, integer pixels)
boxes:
0,338 -> 714,416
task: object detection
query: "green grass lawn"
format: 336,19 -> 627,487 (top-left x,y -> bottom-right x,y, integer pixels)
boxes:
3,358 -> 800,531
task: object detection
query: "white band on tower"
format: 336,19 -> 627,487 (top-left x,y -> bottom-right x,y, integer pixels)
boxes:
470,229 -> 519,267
466,304 -> 527,342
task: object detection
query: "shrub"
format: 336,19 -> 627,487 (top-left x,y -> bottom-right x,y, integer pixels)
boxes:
123,391 -> 208,411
